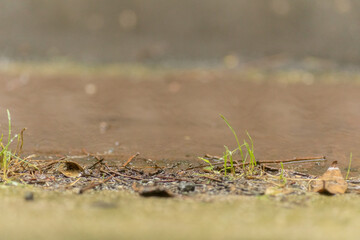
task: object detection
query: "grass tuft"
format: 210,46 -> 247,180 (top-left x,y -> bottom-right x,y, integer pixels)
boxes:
279,162 -> 287,185
0,110 -> 18,180
198,157 -> 214,171
0,110 -> 36,182
200,115 -> 258,176
220,114 -> 244,162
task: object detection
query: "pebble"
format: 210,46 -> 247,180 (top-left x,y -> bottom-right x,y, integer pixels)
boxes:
24,192 -> 34,201
178,181 -> 195,192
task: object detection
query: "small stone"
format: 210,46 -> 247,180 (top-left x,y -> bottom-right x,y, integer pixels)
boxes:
24,192 -> 34,201
139,187 -> 173,198
178,181 -> 195,192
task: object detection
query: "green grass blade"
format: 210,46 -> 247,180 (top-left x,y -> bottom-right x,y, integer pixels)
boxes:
220,114 -> 245,162
198,157 -> 214,171
346,152 -> 352,180
7,109 -> 11,144
220,114 -> 240,147
246,131 -> 254,152
243,141 -> 254,174
2,135 -> 18,152
223,148 -> 228,176
246,131 -> 256,166
280,162 -> 287,184
8,152 -> 39,170
224,146 -> 234,175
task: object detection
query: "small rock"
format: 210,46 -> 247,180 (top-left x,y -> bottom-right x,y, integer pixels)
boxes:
178,181 -> 195,192
139,187 -> 173,198
24,192 -> 34,201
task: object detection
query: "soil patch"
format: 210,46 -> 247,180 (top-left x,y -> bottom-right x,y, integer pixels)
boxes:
5,152 -> 359,199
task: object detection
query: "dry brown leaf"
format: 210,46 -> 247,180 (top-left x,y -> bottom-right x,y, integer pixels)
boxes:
311,161 -> 347,195
58,161 -> 84,178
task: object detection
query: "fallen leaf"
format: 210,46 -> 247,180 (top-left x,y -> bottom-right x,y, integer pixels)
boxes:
58,161 -> 84,178
311,161 -> 347,195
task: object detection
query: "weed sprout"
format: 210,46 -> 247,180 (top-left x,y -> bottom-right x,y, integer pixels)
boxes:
346,152 -> 352,180
0,110 -> 36,181
199,114 -> 257,176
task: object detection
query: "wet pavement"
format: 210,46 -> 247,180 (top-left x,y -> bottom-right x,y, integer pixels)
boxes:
1,68 -> 360,174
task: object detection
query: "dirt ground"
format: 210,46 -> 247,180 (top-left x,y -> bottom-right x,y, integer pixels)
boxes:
1,63 -> 360,174
1,63 -> 360,239
3,2 -> 360,238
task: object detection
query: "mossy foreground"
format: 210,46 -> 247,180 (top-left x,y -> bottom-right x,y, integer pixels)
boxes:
1,186 -> 359,240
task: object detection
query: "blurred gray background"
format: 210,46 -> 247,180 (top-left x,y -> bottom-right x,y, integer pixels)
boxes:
0,0 -> 359,64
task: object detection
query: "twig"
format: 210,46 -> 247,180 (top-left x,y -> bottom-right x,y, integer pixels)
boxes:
38,158 -> 65,171
87,157 -> 104,169
67,177 -> 81,187
81,148 -> 91,156
162,162 -> 181,171
281,178 -> 316,182
186,162 -> 250,170
189,156 -> 326,170
258,156 -> 326,165
200,175 -> 222,182
23,154 -> 37,161
82,149 -> 105,165
79,174 -> 114,194
263,165 -> 316,178
15,128 -> 26,156
262,165 -> 279,172
155,175 -> 190,182
204,154 -> 222,160
290,171 -> 315,178
262,163 -> 316,178
123,152 -> 140,167
65,155 -> 89,159
100,169 -> 143,180
113,177 -> 128,185
123,166 -> 144,174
